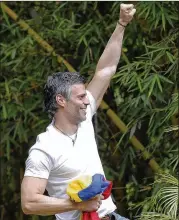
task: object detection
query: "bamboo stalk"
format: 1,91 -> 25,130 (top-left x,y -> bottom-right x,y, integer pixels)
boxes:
1,2 -> 162,173
100,102 -> 161,172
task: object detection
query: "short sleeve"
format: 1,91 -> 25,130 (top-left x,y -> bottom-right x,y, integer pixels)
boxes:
86,90 -> 96,118
24,149 -> 53,179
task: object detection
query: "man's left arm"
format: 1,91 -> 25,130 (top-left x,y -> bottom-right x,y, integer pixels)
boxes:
87,4 -> 136,109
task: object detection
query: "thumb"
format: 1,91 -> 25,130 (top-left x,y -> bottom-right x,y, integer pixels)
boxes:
129,8 -> 136,17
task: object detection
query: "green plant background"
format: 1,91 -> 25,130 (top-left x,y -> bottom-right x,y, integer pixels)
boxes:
0,1 -> 178,220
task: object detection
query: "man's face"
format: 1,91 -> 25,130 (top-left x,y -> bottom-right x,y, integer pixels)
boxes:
64,84 -> 90,123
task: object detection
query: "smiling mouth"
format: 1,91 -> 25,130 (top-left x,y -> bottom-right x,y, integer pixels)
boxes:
81,108 -> 87,113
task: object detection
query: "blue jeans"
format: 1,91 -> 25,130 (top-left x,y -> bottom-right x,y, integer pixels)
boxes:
108,212 -> 129,220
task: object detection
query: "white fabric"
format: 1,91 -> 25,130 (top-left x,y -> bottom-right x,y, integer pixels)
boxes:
24,90 -> 116,220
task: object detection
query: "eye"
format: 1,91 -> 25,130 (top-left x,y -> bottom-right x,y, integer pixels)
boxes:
79,94 -> 86,100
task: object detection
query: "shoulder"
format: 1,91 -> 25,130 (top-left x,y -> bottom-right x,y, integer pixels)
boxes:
30,130 -> 51,153
28,124 -> 63,158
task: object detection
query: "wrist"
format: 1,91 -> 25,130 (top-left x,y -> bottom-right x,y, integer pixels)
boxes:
75,202 -> 83,211
66,198 -> 79,211
118,19 -> 128,27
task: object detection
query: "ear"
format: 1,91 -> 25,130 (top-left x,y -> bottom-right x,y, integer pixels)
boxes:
56,94 -> 66,107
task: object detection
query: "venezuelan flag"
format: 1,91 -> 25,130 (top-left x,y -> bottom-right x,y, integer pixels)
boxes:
67,174 -> 112,220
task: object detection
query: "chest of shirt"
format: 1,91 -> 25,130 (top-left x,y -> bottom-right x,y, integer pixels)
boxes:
48,120 -> 98,180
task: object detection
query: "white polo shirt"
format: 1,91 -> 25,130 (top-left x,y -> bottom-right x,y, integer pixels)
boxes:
24,90 -> 116,220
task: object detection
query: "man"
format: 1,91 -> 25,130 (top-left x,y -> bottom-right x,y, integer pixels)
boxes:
21,4 -> 136,220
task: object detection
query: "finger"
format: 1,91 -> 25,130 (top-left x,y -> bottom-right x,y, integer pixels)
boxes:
100,194 -> 104,200
129,8 -> 136,17
93,195 -> 100,201
121,4 -> 134,10
97,203 -> 101,209
95,202 -> 101,210
96,194 -> 102,201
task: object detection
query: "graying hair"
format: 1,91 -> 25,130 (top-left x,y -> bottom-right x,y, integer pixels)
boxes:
44,72 -> 85,118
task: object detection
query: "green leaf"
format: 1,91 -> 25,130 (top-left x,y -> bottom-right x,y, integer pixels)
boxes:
161,12 -> 166,31
166,15 -> 174,27
5,80 -> 10,99
154,15 -> 160,29
152,3 -> 156,18
156,75 -> 163,92
11,48 -> 16,59
137,77 -> 143,92
158,75 -> 174,84
166,51 -> 174,63
148,76 -> 156,97
2,103 -> 7,119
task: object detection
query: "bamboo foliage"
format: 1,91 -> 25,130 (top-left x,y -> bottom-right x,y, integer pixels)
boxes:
0,2 -> 178,220
136,173 -> 178,220
1,2 -> 161,173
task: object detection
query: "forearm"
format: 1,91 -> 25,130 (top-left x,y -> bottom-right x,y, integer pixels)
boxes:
96,21 -> 125,76
22,194 -> 78,215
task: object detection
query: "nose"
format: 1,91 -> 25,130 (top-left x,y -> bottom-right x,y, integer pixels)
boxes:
84,96 -> 90,106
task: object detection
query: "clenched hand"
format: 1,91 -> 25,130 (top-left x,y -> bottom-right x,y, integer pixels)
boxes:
119,4 -> 136,26
76,194 -> 104,212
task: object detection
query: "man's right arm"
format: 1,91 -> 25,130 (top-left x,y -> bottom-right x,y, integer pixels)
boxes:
21,176 -> 102,215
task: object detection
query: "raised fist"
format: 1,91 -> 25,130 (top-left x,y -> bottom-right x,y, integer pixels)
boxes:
76,194 -> 104,212
119,4 -> 136,26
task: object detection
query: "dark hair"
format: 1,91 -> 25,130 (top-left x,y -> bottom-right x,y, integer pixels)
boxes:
44,72 -> 85,118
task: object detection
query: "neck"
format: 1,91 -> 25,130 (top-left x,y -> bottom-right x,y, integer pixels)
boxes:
54,113 -> 78,136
